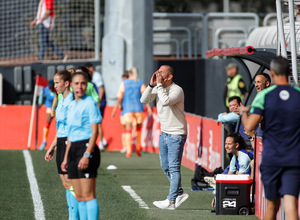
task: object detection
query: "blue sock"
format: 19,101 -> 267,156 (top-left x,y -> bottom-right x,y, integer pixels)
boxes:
39,141 -> 46,150
70,192 -> 79,220
86,198 -> 99,220
66,190 -> 72,220
78,201 -> 87,220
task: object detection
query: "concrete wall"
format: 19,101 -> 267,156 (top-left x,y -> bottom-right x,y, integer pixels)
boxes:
102,0 -> 153,105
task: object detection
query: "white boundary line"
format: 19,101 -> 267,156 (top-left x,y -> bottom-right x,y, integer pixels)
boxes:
122,185 -> 149,209
23,150 -> 45,220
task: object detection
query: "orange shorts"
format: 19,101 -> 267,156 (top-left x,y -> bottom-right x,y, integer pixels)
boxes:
123,112 -> 144,125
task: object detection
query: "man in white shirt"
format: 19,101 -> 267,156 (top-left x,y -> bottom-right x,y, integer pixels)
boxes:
140,65 -> 189,210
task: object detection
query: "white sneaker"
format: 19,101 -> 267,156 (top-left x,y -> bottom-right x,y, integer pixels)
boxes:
175,192 -> 189,208
120,147 -> 127,153
153,199 -> 175,210
102,138 -> 108,147
99,142 -> 105,151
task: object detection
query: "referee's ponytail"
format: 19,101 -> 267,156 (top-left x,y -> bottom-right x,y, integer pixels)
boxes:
55,70 -> 71,84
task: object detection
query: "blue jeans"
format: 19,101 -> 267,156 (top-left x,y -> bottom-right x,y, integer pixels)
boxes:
38,24 -> 63,60
159,132 -> 187,203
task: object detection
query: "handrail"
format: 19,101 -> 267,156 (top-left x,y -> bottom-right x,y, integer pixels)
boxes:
153,13 -> 204,58
263,12 -> 288,26
214,27 -> 248,49
263,13 -> 277,26
94,0 -> 100,60
288,0 -> 298,85
153,12 -> 204,18
153,27 -> 192,58
202,13 -> 259,58
153,38 -> 180,59
193,27 -> 201,58
276,0 -> 288,57
181,39 -> 189,58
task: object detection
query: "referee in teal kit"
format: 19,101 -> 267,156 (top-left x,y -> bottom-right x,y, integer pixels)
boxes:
61,71 -> 102,220
45,69 -> 79,219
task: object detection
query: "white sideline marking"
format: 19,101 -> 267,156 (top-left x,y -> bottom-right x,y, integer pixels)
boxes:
23,150 -> 45,220
122,185 -> 149,209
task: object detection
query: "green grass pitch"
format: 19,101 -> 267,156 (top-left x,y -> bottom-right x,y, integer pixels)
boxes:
0,150 -> 259,220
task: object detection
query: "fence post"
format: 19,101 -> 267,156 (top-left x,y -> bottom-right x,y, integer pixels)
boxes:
94,0 -> 101,60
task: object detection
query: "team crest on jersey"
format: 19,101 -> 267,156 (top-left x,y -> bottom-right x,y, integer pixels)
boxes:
279,90 -> 290,101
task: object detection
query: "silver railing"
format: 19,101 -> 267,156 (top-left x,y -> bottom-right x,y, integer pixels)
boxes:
153,38 -> 180,59
153,12 -> 259,59
202,12 -> 259,58
153,13 -> 204,58
213,27 -> 248,48
263,12 -> 288,26
153,27 -> 192,58
276,0 -> 298,85
94,0 -> 101,60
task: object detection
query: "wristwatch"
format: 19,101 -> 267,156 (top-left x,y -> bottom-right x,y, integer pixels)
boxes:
83,151 -> 90,158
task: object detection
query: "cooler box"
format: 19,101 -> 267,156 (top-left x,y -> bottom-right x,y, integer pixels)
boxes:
216,174 -> 252,215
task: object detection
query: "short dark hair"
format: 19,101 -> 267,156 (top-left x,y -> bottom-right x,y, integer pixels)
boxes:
228,96 -> 241,104
270,56 -> 290,76
256,72 -> 271,83
227,132 -> 248,150
48,79 -> 54,87
163,65 -> 175,79
85,62 -> 93,68
77,66 -> 92,81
